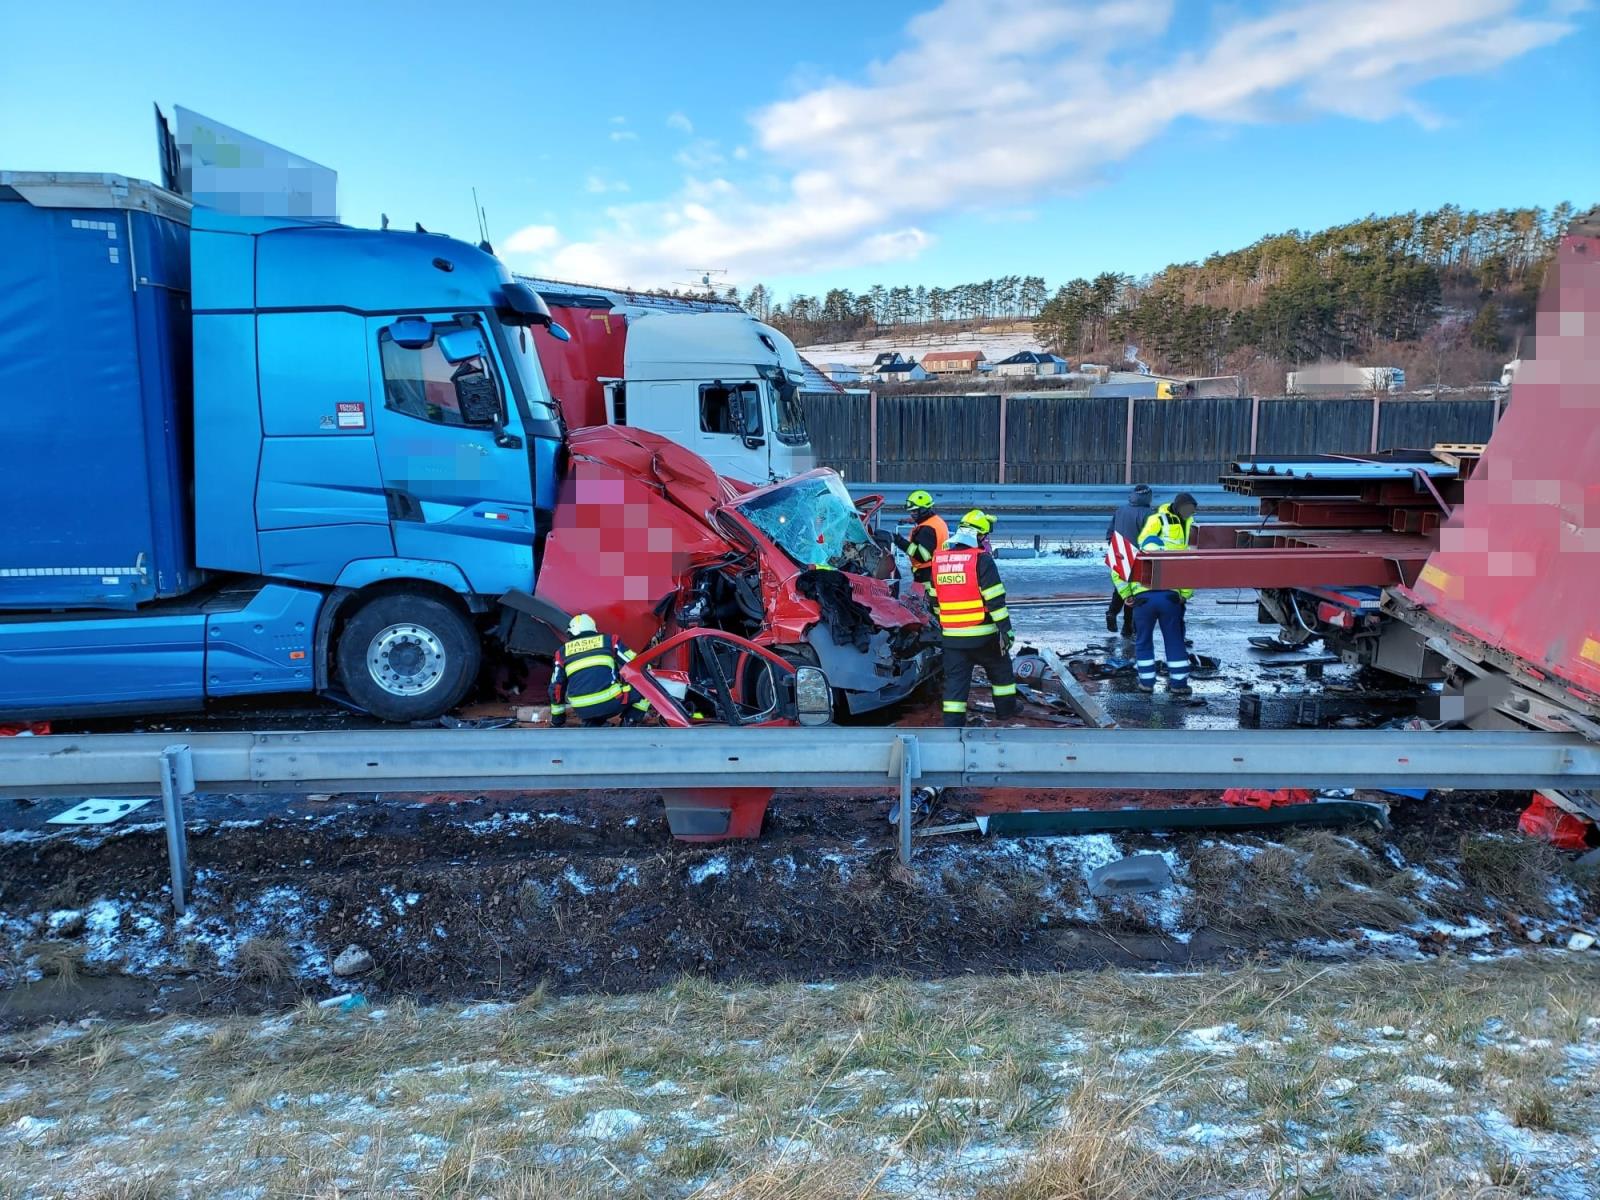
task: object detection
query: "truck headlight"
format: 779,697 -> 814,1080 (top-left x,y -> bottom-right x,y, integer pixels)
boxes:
794,667 -> 833,726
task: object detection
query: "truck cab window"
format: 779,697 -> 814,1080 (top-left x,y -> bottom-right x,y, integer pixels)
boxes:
379,324 -> 503,428
699,382 -> 763,436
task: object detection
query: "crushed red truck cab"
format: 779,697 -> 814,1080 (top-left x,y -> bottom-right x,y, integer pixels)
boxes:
503,424 -> 937,718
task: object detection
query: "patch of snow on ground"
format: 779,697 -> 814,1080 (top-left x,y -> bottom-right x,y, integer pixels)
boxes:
559,864 -> 594,895
574,1108 -> 645,1139
1181,1121 -> 1259,1145
458,1002 -> 512,1020
690,856 -> 729,885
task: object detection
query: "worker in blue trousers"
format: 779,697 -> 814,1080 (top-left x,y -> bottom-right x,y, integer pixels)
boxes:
1113,492 -> 1198,694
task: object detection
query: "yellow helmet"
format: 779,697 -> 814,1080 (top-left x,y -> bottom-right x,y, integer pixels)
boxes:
567,613 -> 598,635
959,509 -> 994,535
906,489 -> 935,511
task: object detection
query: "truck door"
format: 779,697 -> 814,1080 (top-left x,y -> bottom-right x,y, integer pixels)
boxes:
696,379 -> 771,482
367,316 -> 537,596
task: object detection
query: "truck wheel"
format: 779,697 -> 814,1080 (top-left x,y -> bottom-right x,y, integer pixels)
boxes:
336,594 -> 480,722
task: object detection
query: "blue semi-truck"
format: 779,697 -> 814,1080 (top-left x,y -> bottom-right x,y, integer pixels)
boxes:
0,172 -> 569,722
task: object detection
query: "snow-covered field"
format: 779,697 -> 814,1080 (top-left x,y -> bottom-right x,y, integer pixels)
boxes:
3,956 -> 1597,1198
800,323 -> 1045,370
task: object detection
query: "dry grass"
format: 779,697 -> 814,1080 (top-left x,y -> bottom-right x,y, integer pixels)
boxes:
23,940 -> 84,986
0,956 -> 1596,1199
233,935 -> 296,984
1183,833 -> 1420,940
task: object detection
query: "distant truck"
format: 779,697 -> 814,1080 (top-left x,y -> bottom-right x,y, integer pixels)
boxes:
1287,364 -> 1406,395
0,173 -> 925,724
521,277 -> 815,483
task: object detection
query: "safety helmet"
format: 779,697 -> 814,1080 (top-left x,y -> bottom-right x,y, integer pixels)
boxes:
906,489 -> 935,512
959,508 -> 994,535
567,613 -> 598,635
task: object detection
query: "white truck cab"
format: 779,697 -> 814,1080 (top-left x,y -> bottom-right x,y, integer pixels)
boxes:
607,311 -> 814,483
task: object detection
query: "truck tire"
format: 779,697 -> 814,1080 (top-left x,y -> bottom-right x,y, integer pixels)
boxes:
336,594 -> 480,722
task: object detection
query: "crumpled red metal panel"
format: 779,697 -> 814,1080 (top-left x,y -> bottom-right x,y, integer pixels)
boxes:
1401,220 -> 1600,698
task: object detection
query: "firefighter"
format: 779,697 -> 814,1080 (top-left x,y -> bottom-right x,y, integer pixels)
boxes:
1118,493 -> 1198,695
893,489 -> 949,601
549,614 -> 652,727
931,510 -> 1019,727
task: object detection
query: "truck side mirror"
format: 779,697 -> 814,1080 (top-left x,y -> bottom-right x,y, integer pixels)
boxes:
437,327 -> 489,363
387,317 -> 434,350
453,367 -> 502,427
545,322 -> 571,342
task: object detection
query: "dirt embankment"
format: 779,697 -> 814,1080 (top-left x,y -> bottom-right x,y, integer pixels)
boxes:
2,786 -> 1594,1026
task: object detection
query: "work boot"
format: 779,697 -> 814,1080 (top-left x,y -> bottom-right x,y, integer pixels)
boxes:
1169,684 -> 1193,696
1105,610 -> 1118,633
1136,683 -> 1155,694
1120,618 -> 1135,639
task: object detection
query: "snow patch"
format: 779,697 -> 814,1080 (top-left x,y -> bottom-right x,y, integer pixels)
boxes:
574,1108 -> 645,1140
689,856 -> 728,885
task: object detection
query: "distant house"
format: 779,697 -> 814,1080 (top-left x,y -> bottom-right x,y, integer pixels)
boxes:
922,349 -> 987,375
819,361 -> 863,384
994,350 -> 1069,378
870,351 -> 907,369
875,359 -> 929,383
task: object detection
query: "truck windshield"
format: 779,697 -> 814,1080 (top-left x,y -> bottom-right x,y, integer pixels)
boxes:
734,474 -> 883,574
771,377 -> 809,447
497,320 -> 559,427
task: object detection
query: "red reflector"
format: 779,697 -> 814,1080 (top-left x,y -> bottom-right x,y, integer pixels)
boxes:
289,650 -> 306,660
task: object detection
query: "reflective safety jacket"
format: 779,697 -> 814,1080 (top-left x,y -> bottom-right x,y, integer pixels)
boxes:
1113,503 -> 1195,601
550,632 -> 648,716
899,513 -> 950,594
930,545 -> 1011,639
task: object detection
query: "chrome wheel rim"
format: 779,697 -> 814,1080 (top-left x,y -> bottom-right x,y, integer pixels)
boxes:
367,623 -> 446,697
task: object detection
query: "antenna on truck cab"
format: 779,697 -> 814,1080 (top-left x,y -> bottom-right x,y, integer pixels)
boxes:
472,187 -> 493,254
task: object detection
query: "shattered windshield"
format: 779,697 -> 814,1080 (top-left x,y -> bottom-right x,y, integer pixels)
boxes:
734,474 -> 884,574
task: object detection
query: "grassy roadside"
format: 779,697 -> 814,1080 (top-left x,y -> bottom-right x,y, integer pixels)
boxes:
2,954 -> 1597,1199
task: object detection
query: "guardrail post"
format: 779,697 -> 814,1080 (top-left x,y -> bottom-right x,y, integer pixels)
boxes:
1369,395 -> 1382,454
1249,395 -> 1261,455
895,733 -> 921,866
159,744 -> 195,916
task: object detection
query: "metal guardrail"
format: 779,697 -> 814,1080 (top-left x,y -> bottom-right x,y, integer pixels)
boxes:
3,728 -> 1595,798
849,483 -> 1247,512
848,484 -> 1255,541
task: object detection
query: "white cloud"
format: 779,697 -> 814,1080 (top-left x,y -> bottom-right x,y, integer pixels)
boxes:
585,174 -> 631,194
609,115 -> 627,125
503,224 -> 562,256
539,0 -> 1581,287
609,130 -> 639,142
666,111 -> 694,134
674,139 -> 726,170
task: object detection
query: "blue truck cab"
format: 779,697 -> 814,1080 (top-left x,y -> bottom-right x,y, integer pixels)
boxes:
0,172 -> 564,720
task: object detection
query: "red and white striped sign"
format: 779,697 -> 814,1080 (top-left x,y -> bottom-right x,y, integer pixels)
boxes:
1105,530 -> 1138,581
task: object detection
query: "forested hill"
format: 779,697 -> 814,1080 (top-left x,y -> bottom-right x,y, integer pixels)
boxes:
1036,204 -> 1578,381
754,203 -> 1583,390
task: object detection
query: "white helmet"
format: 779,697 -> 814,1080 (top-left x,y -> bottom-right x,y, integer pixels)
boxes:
567,613 -> 598,635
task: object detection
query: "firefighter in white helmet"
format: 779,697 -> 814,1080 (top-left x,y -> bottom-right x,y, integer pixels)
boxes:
549,614 -> 651,727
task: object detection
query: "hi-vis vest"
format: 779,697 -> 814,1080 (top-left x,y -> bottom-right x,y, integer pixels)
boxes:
932,547 -> 997,637
909,514 -> 950,580
553,633 -> 627,711
1116,504 -> 1195,601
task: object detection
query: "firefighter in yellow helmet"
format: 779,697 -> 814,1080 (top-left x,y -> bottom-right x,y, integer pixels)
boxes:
549,614 -> 651,727
893,489 -> 949,602
929,510 -> 1019,727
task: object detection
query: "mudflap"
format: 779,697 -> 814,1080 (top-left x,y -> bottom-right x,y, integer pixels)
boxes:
663,787 -> 772,841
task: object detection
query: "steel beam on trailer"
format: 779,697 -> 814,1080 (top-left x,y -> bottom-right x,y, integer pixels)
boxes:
0,728 -> 1597,799
1138,548 -> 1407,590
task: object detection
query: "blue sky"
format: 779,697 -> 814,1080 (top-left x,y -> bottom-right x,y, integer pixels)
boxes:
4,0 -> 1595,301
